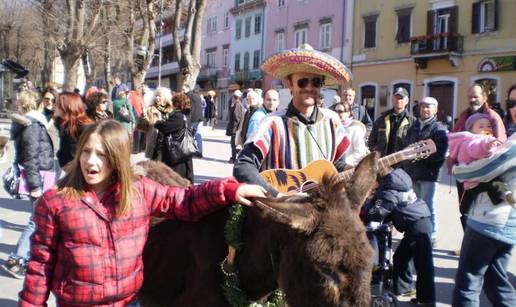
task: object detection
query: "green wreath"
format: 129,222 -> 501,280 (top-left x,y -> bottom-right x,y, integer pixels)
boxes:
222,204 -> 285,307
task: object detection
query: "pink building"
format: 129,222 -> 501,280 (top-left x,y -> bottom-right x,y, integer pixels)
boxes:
263,0 -> 352,90
200,0 -> 234,120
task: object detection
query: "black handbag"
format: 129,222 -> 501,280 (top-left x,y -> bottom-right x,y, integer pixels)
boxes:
118,99 -> 133,123
2,163 -> 20,198
165,115 -> 201,165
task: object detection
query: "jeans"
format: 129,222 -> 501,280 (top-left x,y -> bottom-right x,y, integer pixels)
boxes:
10,196 -> 38,264
191,121 -> 203,155
393,217 -> 435,303
413,181 -> 438,239
452,226 -> 516,307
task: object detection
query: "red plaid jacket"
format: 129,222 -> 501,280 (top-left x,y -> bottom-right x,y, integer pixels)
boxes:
19,176 -> 240,307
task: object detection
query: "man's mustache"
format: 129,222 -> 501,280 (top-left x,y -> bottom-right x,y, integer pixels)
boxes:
300,90 -> 318,96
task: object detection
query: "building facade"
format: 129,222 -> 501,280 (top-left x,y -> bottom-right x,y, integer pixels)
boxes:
351,0 -> 516,121
199,0 -> 234,120
230,0 -> 266,91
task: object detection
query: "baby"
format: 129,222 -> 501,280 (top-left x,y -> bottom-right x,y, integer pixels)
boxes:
448,113 -> 514,205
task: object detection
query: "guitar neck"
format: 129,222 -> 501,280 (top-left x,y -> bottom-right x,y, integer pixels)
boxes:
338,152 -> 404,182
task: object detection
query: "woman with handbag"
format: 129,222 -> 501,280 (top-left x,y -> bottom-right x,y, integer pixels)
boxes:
112,83 -> 135,134
155,93 -> 198,183
1,91 -> 56,279
54,92 -> 93,169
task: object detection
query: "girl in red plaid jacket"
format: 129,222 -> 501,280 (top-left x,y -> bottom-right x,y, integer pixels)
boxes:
18,120 -> 266,307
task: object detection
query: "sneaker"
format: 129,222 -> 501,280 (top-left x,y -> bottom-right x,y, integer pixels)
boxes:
410,298 -> 436,306
1,259 -> 26,279
399,289 -> 417,297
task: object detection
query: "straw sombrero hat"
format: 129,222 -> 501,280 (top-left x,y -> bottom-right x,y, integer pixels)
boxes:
261,44 -> 352,86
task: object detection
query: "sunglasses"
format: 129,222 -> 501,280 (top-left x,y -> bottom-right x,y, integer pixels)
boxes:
43,97 -> 54,102
296,77 -> 323,89
507,99 -> 516,108
335,110 -> 345,114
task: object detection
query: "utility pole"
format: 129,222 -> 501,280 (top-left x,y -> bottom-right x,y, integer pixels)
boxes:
157,0 -> 164,87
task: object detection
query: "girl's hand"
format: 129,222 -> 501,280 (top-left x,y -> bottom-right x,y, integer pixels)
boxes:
235,184 -> 267,206
487,139 -> 503,150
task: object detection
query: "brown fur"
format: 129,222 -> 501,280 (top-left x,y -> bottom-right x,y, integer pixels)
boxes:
138,154 -> 378,307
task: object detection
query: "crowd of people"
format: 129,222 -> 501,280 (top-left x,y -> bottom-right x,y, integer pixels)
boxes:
1,43 -> 515,306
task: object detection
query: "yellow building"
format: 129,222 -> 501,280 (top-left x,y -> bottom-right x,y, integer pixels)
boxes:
350,0 -> 516,122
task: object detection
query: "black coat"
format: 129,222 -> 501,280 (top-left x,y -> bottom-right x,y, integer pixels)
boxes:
56,120 -> 88,168
204,97 -> 216,119
187,91 -> 203,123
368,109 -> 414,157
11,113 -> 54,192
155,110 -> 194,183
365,168 -> 430,232
402,117 -> 448,182
226,100 -> 244,136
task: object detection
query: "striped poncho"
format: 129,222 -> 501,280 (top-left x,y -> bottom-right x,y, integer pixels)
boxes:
247,108 -> 350,170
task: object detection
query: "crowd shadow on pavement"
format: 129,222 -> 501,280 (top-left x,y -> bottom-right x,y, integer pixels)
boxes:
201,137 -> 230,144
0,242 -> 15,257
199,156 -> 232,164
0,198 -> 31,213
0,298 -> 18,307
0,219 -> 25,232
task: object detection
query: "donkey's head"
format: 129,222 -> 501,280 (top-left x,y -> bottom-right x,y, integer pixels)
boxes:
253,153 -> 378,307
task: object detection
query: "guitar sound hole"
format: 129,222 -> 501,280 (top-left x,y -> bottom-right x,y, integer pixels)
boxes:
300,180 -> 318,192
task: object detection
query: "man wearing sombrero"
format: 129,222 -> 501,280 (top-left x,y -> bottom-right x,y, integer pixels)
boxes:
233,44 -> 352,195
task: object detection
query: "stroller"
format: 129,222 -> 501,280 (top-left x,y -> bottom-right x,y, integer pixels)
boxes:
366,221 -> 398,307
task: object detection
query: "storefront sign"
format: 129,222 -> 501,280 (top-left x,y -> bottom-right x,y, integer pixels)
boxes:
478,56 -> 516,72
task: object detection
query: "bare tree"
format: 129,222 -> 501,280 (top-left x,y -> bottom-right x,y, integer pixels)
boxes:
174,0 -> 206,92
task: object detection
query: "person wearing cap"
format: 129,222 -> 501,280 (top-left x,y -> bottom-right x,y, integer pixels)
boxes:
368,87 -> 414,157
340,87 -> 373,135
233,44 -> 351,196
112,83 -> 135,134
226,90 -> 245,163
402,97 -> 448,246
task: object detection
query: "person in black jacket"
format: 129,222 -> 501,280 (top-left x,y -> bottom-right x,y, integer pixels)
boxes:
186,85 -> 204,155
368,87 -> 414,157
364,168 -> 435,306
225,90 -> 245,163
155,93 -> 194,183
402,97 -> 448,244
2,91 -> 55,279
341,87 -> 373,135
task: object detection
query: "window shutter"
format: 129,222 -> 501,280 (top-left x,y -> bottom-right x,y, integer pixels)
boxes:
472,2 -> 480,33
427,10 -> 436,35
449,6 -> 458,34
494,0 -> 499,30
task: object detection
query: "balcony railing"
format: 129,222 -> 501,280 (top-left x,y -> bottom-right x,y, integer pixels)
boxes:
232,69 -> 262,82
410,32 -> 464,55
198,67 -> 218,80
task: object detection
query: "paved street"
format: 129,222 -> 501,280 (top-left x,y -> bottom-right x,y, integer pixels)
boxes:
0,122 -> 514,306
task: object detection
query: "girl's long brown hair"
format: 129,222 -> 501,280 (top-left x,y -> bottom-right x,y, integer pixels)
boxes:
55,92 -> 93,139
59,120 -> 136,216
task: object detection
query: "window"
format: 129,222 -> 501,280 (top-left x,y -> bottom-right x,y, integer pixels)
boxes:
253,50 -> 260,69
294,28 -> 308,47
235,19 -> 242,39
361,85 -> 376,120
255,14 -> 262,35
278,0 -> 285,7
206,50 -> 216,67
472,0 -> 498,33
237,0 -> 245,6
224,12 -> 230,29
319,23 -> 332,49
243,52 -> 250,70
363,15 -> 378,48
234,53 -> 241,71
395,8 -> 412,43
207,16 -> 217,34
276,31 -> 285,52
245,17 -> 252,37
223,47 -> 229,67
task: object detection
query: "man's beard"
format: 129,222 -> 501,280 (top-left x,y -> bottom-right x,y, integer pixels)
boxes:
470,101 -> 483,111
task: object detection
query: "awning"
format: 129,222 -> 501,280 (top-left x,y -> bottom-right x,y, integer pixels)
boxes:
1,60 -> 29,78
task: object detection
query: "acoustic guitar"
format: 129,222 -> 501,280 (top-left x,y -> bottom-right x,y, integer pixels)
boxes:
260,139 -> 437,193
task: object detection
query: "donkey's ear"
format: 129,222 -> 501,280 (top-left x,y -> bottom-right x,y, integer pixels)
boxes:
346,152 -> 378,209
252,196 -> 320,234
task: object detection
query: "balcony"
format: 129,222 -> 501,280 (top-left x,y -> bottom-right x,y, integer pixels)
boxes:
198,67 -> 218,80
230,0 -> 266,15
410,32 -> 464,68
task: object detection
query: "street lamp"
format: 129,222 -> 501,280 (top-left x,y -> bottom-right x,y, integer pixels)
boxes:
157,0 -> 164,87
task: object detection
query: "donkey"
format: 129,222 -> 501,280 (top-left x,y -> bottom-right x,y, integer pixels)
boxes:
137,153 -> 378,307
